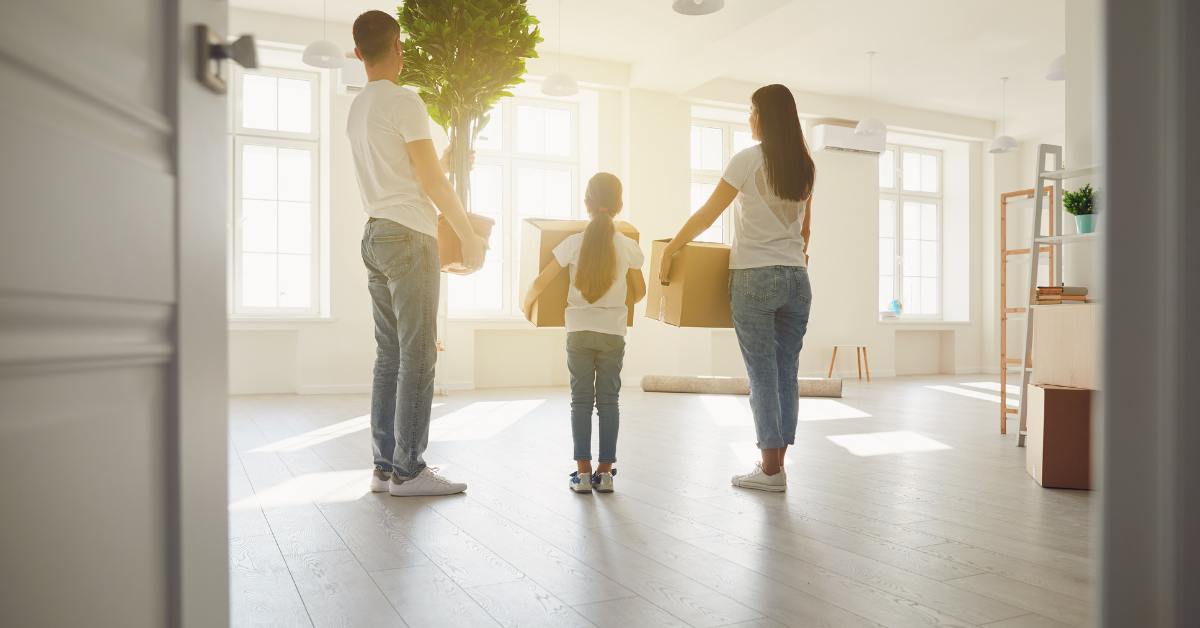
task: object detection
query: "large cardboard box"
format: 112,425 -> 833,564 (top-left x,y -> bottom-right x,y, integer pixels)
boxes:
437,213 -> 497,275
1025,384 -> 1092,489
519,219 -> 640,327
1031,303 -> 1099,389
644,239 -> 734,328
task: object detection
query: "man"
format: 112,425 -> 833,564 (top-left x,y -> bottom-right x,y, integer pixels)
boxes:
348,10 -> 486,496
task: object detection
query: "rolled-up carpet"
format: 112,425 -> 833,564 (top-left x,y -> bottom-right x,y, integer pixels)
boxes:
640,375 -> 842,398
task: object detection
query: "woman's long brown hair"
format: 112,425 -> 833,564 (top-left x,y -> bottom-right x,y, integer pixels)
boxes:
574,173 -> 624,303
752,84 -> 815,202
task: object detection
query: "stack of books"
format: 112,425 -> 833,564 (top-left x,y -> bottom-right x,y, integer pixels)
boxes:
1036,286 -> 1088,305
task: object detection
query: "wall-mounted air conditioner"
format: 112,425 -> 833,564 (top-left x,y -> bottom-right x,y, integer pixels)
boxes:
810,123 -> 886,156
338,55 -> 367,94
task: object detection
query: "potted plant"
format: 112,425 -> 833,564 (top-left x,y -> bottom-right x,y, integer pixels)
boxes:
1063,183 -> 1099,234
398,0 -> 542,211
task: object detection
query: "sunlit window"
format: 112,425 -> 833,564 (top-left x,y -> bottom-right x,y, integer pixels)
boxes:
880,145 -> 941,318
449,98 -> 579,317
690,119 -> 759,244
231,65 -> 321,316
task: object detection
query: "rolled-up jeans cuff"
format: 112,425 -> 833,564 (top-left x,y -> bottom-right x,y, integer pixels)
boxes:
573,455 -> 593,461
374,464 -> 393,473
757,439 -> 786,450
598,457 -> 617,464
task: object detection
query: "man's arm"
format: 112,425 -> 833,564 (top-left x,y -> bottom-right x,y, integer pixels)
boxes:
407,138 -> 486,270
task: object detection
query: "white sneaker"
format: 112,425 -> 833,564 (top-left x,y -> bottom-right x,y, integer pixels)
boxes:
369,469 -> 391,492
731,462 -> 787,492
591,470 -> 616,493
569,471 -> 592,493
389,467 -> 467,496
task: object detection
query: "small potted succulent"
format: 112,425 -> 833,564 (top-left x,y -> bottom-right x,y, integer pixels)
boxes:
1063,183 -> 1099,234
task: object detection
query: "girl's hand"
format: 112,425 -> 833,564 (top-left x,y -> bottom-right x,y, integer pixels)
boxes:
658,246 -> 674,285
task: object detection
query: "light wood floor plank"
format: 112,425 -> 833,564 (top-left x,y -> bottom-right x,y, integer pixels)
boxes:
371,564 -> 502,628
573,596 -> 693,628
229,535 -> 313,628
283,550 -> 407,627
944,574 -> 1088,628
465,578 -> 600,628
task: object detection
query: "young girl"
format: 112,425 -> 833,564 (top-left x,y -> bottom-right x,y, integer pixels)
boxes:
523,173 -> 646,494
659,84 -> 815,492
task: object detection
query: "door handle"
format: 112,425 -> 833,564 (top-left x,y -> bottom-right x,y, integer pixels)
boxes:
196,25 -> 257,94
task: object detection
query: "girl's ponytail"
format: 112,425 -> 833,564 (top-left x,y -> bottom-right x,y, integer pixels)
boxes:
574,173 -> 624,303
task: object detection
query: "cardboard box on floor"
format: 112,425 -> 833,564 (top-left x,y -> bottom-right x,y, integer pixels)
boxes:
1031,303 -> 1099,389
644,239 -> 734,328
1025,383 -> 1092,490
519,219 -> 640,327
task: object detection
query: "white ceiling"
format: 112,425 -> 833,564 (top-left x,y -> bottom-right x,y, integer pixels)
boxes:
231,0 -> 1066,136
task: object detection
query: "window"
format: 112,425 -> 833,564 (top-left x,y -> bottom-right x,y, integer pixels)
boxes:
230,65 -> 322,316
448,98 -> 580,317
879,145 -> 941,318
690,120 -> 758,243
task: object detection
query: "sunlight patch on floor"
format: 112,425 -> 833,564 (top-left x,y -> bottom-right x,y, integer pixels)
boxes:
798,399 -> 872,421
960,381 -> 1021,396
229,469 -> 372,510
926,385 -> 1018,407
249,416 -> 370,453
430,399 -> 544,441
827,431 -> 953,457
701,395 -> 753,426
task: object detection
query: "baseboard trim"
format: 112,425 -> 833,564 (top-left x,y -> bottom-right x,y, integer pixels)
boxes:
954,367 -> 983,375
297,384 -> 371,395
981,367 -> 1002,375
448,381 -> 475,391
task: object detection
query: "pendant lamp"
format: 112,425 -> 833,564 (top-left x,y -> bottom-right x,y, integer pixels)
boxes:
303,0 -> 346,69
1045,54 -> 1066,81
541,0 -> 578,97
855,52 -> 887,137
989,77 -> 1020,154
672,0 -> 725,15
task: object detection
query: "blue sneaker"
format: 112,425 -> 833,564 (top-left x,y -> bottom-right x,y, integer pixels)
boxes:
569,471 -> 592,493
591,469 -> 616,493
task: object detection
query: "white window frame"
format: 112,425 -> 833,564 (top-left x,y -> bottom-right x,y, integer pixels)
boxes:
880,144 -> 943,320
690,119 -> 756,245
448,97 -> 581,319
228,60 -> 327,319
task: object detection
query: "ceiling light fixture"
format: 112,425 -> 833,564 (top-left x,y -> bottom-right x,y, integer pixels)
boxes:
302,0 -> 346,68
1045,54 -> 1066,81
541,0 -> 579,97
855,51 -> 887,137
672,0 -> 725,16
989,77 -> 1020,154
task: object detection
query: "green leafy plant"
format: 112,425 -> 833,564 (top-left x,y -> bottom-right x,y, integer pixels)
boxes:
1063,183 -> 1098,216
398,0 -> 542,207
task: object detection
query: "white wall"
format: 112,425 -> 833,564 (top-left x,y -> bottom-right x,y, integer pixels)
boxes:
227,9 -> 1017,394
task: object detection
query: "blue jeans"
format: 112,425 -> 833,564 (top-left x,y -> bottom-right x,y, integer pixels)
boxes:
565,331 -> 625,463
729,266 -> 812,450
362,218 -> 439,478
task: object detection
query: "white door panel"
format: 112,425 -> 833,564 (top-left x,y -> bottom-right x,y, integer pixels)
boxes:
0,0 -> 229,625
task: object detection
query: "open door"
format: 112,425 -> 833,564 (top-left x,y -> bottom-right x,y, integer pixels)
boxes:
0,0 -> 230,626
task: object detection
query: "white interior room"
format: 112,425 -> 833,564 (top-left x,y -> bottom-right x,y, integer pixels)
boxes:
215,1 -> 1104,626
12,0 -> 1200,627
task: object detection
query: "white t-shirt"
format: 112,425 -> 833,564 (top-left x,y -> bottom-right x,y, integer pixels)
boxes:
552,231 -> 645,337
346,80 -> 438,238
720,145 -> 809,270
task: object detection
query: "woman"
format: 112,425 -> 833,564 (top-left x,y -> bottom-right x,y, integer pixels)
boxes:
659,84 -> 814,492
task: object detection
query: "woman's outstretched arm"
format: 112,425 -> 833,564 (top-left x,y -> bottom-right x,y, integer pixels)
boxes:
658,179 -> 739,284
522,259 -> 564,321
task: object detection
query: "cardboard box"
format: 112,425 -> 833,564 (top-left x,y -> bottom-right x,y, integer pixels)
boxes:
1025,384 -> 1092,489
519,219 -> 640,327
644,239 -> 734,328
1031,303 -> 1099,389
437,213 -> 496,275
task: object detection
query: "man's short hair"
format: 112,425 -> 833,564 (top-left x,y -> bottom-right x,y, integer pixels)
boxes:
353,10 -> 400,65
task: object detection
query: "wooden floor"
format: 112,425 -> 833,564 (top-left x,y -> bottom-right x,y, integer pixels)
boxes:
229,374 -> 1092,628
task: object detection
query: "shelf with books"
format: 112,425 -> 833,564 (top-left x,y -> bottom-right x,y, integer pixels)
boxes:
1034,232 -> 1099,245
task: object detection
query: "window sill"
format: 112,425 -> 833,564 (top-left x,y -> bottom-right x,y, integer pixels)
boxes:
878,318 -> 970,329
229,317 -> 335,330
